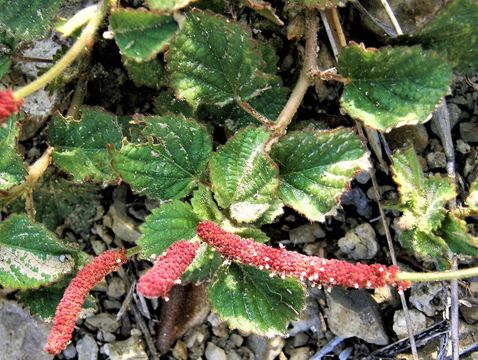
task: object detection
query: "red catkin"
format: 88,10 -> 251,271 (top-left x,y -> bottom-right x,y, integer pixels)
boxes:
0,89 -> 22,124
197,221 -> 410,290
137,240 -> 200,300
44,249 -> 128,355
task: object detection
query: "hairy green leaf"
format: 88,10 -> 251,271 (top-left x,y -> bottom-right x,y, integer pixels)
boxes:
112,115 -> 212,200
0,0 -> 63,40
208,263 -> 305,336
410,0 -> 478,74
441,214 -> 478,256
123,57 -> 167,89
167,10 -> 273,109
0,214 -> 77,289
191,184 -> 222,222
110,9 -> 178,62
392,147 -> 455,233
204,82 -> 288,132
48,106 -> 122,183
182,242 -> 222,284
17,276 -> 97,320
0,116 -> 26,191
399,229 -> 450,269
153,89 -> 194,117
467,178 -> 478,211
339,44 -> 451,131
270,128 -> 369,222
138,201 -> 199,258
146,0 -> 197,12
210,127 -> 279,223
0,56 -> 11,79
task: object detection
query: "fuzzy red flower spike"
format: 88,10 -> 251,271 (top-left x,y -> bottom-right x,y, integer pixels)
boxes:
0,89 -> 22,124
137,240 -> 200,300
197,221 -> 409,290
44,248 -> 128,355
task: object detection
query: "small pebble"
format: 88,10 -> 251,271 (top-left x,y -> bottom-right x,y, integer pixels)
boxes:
107,277 -> 126,299
172,340 -> 188,360
77,334 -> 98,360
205,342 -> 227,360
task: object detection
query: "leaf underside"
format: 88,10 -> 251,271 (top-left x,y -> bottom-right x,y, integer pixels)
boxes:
0,116 -> 26,191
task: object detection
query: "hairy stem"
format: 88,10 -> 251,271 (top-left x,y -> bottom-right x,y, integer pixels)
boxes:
13,0 -> 107,100
266,10 -> 318,149
238,101 -> 274,127
398,267 -> 478,282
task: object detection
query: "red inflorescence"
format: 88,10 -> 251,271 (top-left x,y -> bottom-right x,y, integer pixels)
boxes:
0,89 -> 22,124
44,249 -> 128,355
137,241 -> 200,300
197,221 -> 410,290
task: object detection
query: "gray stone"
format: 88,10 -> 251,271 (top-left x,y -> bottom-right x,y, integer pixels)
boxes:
459,297 -> 478,324
409,282 -> 446,316
386,125 -> 429,153
289,223 -> 325,244
229,334 -> 244,348
77,334 -> 98,360
63,344 -> 77,359
226,350 -> 242,360
393,309 -> 427,338
340,187 -> 372,218
289,347 -> 311,360
426,151 -> 447,169
457,139 -> 471,154
205,342 -> 227,360
289,292 -> 322,336
460,122 -> 478,143
247,335 -> 284,360
338,223 -> 378,260
101,335 -> 148,360
0,299 -> 52,360
85,313 -> 120,333
107,277 -> 126,299
326,287 -> 389,345
172,340 -> 188,360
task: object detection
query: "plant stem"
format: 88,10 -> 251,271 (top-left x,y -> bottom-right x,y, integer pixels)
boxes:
398,266 -> 478,282
266,9 -> 318,148
238,101 -> 274,127
379,0 -> 403,36
13,0 -> 107,100
126,245 -> 142,258
329,8 -> 347,49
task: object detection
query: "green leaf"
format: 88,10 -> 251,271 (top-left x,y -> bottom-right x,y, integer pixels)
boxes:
399,229 -> 450,269
153,89 -> 194,117
203,82 -> 288,132
32,176 -> 101,232
17,276 -> 97,320
339,44 -> 452,131
0,214 -> 77,289
467,178 -> 478,211
112,115 -> 212,200
0,116 -> 26,191
191,184 -> 223,222
0,0 -> 63,40
441,214 -> 478,256
254,197 -> 284,226
208,263 -> 305,336
210,127 -> 279,223
110,9 -> 178,62
270,128 -> 369,222
123,57 -> 167,89
47,106 -> 122,183
0,56 -> 11,79
295,0 -> 353,10
146,0 -> 197,12
138,200 -> 199,258
392,147 -> 455,233
409,0 -> 478,74
167,10 -> 272,109
182,242 -> 222,284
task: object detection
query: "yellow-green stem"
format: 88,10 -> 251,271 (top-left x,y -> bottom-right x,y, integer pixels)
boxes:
13,0 -> 107,100
398,267 -> 478,283
126,246 -> 142,258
